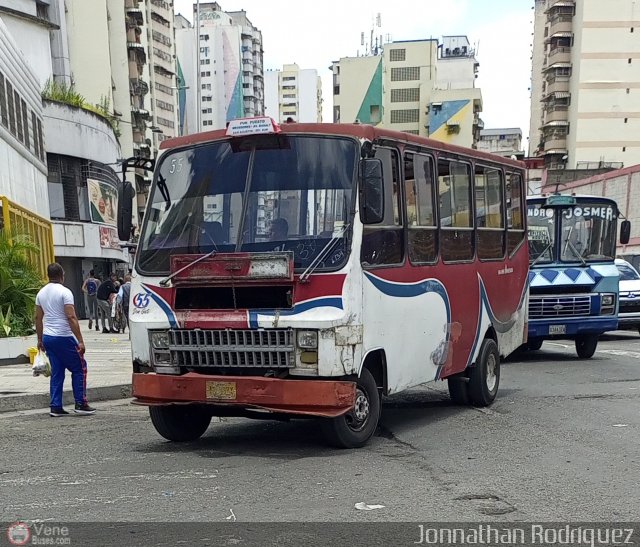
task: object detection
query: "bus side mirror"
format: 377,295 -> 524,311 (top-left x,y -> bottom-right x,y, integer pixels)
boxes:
620,220 -> 631,245
359,158 -> 384,225
118,181 -> 135,242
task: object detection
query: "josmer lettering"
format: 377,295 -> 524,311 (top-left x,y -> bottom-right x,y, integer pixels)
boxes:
414,524 -> 635,545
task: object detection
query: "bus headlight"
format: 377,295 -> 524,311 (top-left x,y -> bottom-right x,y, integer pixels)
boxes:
151,330 -> 170,349
600,294 -> 615,314
296,330 -> 318,349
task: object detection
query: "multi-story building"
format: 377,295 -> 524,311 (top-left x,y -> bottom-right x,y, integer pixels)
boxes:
175,2 -> 264,134
331,36 -> 483,148
0,15 -> 53,277
529,0 -> 640,169
477,128 -> 524,159
264,63 -> 322,123
0,0 -> 134,312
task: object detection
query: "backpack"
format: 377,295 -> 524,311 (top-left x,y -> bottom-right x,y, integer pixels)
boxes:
86,279 -> 98,296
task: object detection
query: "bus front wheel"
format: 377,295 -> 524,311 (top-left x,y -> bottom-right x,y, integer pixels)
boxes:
149,405 -> 212,442
575,335 -> 598,359
322,368 -> 381,449
467,338 -> 501,407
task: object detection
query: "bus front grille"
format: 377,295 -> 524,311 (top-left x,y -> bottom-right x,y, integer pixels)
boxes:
529,295 -> 592,319
168,328 -> 295,368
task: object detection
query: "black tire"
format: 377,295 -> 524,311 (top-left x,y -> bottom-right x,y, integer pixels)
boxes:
467,338 -> 500,407
322,368 -> 380,449
149,405 -> 212,442
526,338 -> 543,351
447,376 -> 469,405
575,334 -> 598,359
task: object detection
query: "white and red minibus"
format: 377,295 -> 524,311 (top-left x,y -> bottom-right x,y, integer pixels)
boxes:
122,118 -> 528,448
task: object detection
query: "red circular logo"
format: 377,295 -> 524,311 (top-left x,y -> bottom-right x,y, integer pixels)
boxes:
6,522 -> 31,546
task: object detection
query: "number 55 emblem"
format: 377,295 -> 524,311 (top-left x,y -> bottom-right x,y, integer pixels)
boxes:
133,293 -> 150,309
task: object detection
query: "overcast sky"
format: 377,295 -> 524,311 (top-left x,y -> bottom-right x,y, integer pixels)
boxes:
174,0 -> 533,142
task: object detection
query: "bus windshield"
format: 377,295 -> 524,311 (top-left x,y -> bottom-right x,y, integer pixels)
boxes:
527,200 -> 617,264
137,135 -> 358,274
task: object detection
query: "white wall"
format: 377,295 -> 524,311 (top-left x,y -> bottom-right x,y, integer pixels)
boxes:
0,13 -> 53,87
298,69 -> 320,122
53,221 -> 130,261
43,101 -> 120,164
0,16 -> 49,218
263,69 -> 278,120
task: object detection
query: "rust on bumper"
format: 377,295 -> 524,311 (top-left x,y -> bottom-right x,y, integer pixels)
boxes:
132,372 -> 356,418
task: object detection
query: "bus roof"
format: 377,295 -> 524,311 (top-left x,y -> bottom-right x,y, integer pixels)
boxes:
527,194 -> 619,204
160,122 -> 525,169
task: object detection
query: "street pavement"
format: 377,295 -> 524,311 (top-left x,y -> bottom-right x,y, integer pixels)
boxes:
0,323 -> 131,412
0,331 -> 639,529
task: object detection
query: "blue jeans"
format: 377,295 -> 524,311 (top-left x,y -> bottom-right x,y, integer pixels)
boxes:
42,335 -> 88,408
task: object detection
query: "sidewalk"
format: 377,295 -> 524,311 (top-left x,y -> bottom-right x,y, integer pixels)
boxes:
0,323 -> 132,412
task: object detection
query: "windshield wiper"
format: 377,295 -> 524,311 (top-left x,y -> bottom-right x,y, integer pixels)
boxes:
159,248 -> 217,287
530,242 -> 553,267
157,174 -> 171,211
563,238 -> 587,267
299,224 -> 350,283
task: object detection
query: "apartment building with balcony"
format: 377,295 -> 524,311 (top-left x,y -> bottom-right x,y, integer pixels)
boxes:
175,2 -> 264,133
529,0 -> 640,169
264,63 -> 322,123
332,36 -> 483,148
477,128 -> 524,159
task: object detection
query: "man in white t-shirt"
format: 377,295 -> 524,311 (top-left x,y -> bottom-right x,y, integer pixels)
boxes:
35,263 -> 96,417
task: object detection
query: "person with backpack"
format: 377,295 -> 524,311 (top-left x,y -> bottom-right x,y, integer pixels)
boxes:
81,270 -> 100,331
116,274 -> 132,333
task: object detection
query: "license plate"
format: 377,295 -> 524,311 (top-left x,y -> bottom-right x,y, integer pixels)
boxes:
206,381 -> 237,400
549,325 -> 566,335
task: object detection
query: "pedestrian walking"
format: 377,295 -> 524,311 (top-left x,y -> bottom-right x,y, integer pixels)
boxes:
35,263 -> 96,417
97,273 -> 118,333
81,269 -> 100,331
116,274 -> 132,334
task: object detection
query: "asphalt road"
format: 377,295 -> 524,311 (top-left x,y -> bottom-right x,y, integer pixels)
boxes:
1,331 -> 639,531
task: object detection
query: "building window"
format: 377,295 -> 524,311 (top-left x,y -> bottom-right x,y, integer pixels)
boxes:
21,99 -> 29,147
390,109 -> 420,124
199,34 -> 209,41
202,96 -> 212,102
36,118 -> 44,161
202,84 -> 211,90
156,99 -> 174,112
282,76 -> 295,81
333,105 -> 340,123
15,91 -> 24,142
157,116 -> 175,128
201,108 -> 212,114
403,129 -> 420,135
201,71 -> 211,77
389,48 -> 406,62
200,46 -> 209,55
200,59 -> 210,65
31,111 -> 39,158
370,105 -> 381,123
0,73 -> 7,128
6,81 -> 15,135
391,88 -> 420,103
391,66 -> 420,81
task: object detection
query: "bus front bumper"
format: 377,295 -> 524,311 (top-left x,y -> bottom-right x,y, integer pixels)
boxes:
528,317 -> 619,338
132,372 -> 356,418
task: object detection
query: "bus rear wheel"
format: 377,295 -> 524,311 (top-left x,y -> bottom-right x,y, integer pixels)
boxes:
149,405 -> 212,442
575,334 -> 598,359
467,338 -> 500,407
322,368 -> 380,449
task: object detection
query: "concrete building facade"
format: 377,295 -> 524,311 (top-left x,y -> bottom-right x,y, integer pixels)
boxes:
529,0 -> 640,170
477,128 -> 524,159
175,2 -> 263,134
331,36 -> 483,148
264,63 -> 322,123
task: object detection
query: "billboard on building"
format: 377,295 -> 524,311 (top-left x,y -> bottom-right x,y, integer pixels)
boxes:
99,226 -> 121,250
87,179 -> 118,227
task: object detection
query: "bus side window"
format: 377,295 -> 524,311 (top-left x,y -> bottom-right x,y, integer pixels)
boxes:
438,159 -> 474,262
406,152 -> 437,263
506,171 -> 525,255
475,165 -> 505,260
361,147 -> 404,267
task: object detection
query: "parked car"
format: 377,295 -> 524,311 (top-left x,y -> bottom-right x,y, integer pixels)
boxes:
615,258 -> 640,333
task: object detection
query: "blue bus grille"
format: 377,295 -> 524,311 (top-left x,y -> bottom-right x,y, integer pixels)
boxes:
529,295 -> 592,319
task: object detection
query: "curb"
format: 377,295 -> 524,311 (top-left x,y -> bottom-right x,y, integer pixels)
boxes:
0,384 -> 132,413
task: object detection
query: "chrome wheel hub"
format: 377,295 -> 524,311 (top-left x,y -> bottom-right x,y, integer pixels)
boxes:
486,353 -> 498,392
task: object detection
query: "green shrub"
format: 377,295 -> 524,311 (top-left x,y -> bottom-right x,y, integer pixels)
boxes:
0,232 -> 43,337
